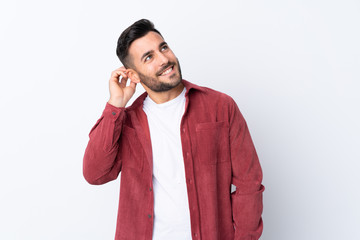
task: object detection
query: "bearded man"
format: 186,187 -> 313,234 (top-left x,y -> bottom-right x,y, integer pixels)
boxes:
83,19 -> 264,240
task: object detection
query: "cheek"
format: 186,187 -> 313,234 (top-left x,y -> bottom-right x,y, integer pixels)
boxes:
168,50 -> 177,59
148,65 -> 158,75
139,65 -> 157,77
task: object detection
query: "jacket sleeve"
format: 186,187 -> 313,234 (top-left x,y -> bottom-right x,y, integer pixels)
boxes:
83,102 -> 126,185
229,99 -> 264,240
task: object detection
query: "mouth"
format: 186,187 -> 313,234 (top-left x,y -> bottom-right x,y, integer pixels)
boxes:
158,65 -> 174,76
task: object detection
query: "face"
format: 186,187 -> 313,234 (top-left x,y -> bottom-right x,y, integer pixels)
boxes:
127,31 -> 182,92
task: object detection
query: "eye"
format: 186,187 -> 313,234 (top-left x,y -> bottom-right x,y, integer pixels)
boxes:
161,45 -> 168,51
145,55 -> 152,62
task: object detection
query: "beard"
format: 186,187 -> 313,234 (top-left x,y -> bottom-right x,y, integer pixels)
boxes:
137,58 -> 183,92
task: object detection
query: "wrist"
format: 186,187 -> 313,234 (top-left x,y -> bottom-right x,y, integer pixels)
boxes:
108,98 -> 125,108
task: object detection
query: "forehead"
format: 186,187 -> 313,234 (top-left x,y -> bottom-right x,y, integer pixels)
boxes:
128,31 -> 164,61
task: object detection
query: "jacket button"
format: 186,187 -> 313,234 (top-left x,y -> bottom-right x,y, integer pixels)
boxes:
149,187 -> 152,191
112,112 -> 116,115
148,214 -> 152,219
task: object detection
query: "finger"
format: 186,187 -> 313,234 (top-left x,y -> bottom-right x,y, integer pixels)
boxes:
128,81 -> 137,90
112,70 -> 127,78
120,75 -> 128,88
110,70 -> 128,82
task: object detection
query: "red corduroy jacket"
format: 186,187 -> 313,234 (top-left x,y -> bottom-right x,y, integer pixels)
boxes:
83,80 -> 264,240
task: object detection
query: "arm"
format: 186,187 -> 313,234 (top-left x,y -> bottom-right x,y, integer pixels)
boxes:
229,99 -> 264,240
83,67 -> 137,185
83,103 -> 126,185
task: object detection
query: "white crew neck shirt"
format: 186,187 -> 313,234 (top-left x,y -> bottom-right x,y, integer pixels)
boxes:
143,87 -> 191,240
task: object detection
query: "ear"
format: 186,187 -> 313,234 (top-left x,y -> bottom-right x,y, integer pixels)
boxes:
126,69 -> 141,84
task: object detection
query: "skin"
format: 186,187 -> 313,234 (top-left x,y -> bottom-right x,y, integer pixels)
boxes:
108,31 -> 184,107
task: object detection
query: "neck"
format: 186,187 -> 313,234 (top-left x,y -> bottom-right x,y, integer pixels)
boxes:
143,82 -> 185,104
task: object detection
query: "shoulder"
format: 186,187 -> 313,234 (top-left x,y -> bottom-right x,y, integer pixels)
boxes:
185,81 -> 245,124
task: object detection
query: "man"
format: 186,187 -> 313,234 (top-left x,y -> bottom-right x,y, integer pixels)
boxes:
83,19 -> 264,240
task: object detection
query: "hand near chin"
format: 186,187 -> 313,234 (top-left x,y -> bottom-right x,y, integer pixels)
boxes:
108,66 -> 137,108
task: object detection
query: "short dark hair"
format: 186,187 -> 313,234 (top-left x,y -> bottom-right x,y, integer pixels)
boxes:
116,19 -> 162,68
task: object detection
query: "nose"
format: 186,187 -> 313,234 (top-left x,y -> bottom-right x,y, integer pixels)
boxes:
157,52 -> 169,66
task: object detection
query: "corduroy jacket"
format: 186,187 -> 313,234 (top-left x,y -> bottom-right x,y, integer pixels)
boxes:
83,80 -> 264,240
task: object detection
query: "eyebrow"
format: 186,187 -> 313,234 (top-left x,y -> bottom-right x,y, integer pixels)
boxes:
140,41 -> 168,61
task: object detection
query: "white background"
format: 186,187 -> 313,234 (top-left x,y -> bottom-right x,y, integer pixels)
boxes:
1,0 -> 359,239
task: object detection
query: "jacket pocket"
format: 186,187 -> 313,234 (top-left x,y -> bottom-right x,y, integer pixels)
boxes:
121,126 -> 144,171
195,121 -> 230,164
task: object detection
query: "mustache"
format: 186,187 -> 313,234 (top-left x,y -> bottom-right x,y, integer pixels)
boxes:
156,62 -> 176,76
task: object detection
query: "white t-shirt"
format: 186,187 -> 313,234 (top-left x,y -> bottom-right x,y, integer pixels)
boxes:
143,87 -> 191,240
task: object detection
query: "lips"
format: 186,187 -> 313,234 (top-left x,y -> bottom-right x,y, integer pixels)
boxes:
158,64 -> 174,76
160,67 -> 173,76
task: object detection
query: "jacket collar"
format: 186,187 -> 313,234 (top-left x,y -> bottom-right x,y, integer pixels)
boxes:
182,79 -> 205,94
